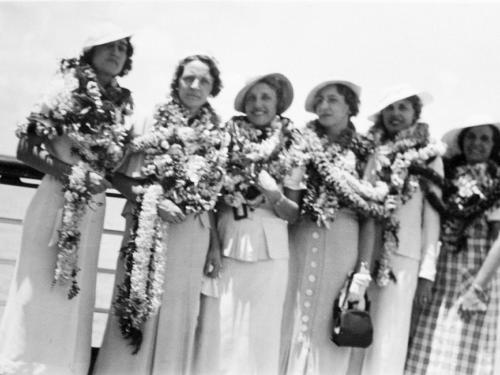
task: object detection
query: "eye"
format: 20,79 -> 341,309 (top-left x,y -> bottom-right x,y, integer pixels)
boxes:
480,135 -> 491,142
182,76 -> 195,84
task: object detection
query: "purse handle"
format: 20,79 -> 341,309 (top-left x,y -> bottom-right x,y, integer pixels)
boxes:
340,273 -> 355,309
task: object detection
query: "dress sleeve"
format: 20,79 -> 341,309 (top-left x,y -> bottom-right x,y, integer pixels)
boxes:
418,156 -> 444,281
486,206 -> 500,222
283,165 -> 307,190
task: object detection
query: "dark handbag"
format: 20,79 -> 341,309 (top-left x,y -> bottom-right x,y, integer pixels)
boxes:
331,275 -> 373,348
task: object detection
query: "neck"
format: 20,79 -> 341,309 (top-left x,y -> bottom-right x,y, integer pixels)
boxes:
96,72 -> 114,87
323,119 -> 349,142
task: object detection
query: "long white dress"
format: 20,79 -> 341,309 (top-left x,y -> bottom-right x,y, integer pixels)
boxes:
349,157 -> 442,375
0,137 -> 106,375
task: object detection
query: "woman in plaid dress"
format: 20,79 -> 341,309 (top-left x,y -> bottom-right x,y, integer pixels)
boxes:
405,117 -> 500,375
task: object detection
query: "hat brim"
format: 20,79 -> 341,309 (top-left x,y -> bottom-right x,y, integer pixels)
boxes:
305,80 -> 361,113
234,73 -> 294,114
367,90 -> 433,122
442,121 -> 500,158
83,31 -> 132,52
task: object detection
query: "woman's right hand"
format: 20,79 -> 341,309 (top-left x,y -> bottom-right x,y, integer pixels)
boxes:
86,171 -> 112,195
158,198 -> 186,223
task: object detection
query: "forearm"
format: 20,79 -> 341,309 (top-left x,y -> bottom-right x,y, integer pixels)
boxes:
473,233 -> 500,289
110,172 -> 145,202
208,211 -> 222,254
357,217 -> 377,271
16,135 -> 72,182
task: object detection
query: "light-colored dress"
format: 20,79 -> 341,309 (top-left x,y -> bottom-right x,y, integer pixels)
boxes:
206,201 -> 290,375
405,168 -> 500,375
350,157 -> 442,375
0,137 -> 106,375
281,210 -> 359,375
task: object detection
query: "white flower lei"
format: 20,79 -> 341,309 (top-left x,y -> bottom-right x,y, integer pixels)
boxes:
114,97 -> 227,351
368,122 -> 446,286
222,115 -> 306,208
301,122 -> 389,228
16,58 -> 133,297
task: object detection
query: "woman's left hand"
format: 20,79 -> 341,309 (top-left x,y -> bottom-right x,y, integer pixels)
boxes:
459,286 -> 487,321
256,170 -> 281,202
204,247 -> 222,279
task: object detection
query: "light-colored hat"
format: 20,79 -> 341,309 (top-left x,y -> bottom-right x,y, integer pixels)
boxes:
367,84 -> 433,122
305,80 -> 361,113
442,114 -> 500,158
234,73 -> 294,114
83,23 -> 132,52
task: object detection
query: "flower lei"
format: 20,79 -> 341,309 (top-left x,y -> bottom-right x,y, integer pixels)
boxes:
421,160 -> 500,250
300,121 -> 389,228
367,122 -> 446,286
113,97 -> 227,352
221,115 -> 306,208
16,58 -> 133,298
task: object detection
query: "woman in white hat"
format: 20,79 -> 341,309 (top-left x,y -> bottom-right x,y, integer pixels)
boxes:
199,73 -> 302,375
92,55 -> 227,375
0,25 -> 134,375
406,117 -> 500,375
279,80 -> 383,375
351,85 -> 445,375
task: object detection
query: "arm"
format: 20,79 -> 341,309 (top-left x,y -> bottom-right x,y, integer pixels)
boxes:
415,157 -> 444,307
257,170 -> 300,223
204,211 -> 223,278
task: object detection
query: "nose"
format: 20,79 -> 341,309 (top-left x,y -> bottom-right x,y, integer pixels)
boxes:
190,78 -> 200,89
316,98 -> 328,111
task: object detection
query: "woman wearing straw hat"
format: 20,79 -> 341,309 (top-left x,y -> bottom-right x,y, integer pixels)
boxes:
279,80 -> 382,375
201,73 -> 302,375
0,24 -> 134,375
405,116 -> 500,375
350,85 -> 445,375
92,54 -> 226,375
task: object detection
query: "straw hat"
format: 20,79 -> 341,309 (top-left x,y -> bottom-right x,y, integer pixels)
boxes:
305,80 -> 361,113
234,73 -> 294,114
367,85 -> 433,122
441,114 -> 500,158
83,23 -> 132,52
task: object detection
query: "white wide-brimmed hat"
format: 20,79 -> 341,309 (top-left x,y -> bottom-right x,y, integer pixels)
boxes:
305,80 -> 361,113
441,114 -> 500,158
367,85 -> 433,122
83,23 -> 132,52
234,73 -> 294,114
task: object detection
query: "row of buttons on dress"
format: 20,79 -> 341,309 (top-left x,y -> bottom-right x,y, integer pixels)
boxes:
300,230 -> 320,334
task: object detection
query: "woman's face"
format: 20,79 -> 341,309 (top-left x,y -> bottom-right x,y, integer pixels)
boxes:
462,125 -> 495,164
91,38 -> 128,78
314,85 -> 350,129
178,60 -> 214,113
381,98 -> 417,135
244,82 -> 278,127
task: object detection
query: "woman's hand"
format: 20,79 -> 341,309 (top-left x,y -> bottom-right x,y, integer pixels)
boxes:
458,285 -> 487,321
415,277 -> 434,308
86,171 -> 112,195
347,271 -> 371,311
204,247 -> 222,279
256,170 -> 281,202
158,199 -> 186,223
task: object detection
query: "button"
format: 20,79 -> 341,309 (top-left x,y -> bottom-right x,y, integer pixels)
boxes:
311,247 -> 318,253
310,261 -> 317,268
312,232 -> 319,239
301,315 -> 310,322
305,289 -> 313,296
304,301 -> 311,308
300,324 -> 308,332
308,275 -> 316,282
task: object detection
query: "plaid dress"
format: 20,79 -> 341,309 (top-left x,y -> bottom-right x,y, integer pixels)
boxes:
405,215 -> 500,375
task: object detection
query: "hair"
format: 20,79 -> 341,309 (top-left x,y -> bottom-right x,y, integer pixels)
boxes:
314,83 -> 360,117
244,76 -> 288,115
456,124 -> 500,164
79,37 -> 134,77
373,94 -> 423,132
170,54 -> 222,100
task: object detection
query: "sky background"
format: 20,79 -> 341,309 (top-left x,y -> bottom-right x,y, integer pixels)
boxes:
2,1 -> 500,156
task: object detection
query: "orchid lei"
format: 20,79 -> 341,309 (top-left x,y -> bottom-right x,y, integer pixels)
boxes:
113,97 -> 227,352
367,122 -> 446,286
221,115 -> 306,208
301,121 -> 389,228
16,58 -> 133,298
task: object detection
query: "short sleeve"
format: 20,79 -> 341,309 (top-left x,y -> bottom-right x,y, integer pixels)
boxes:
283,165 -> 307,190
486,205 -> 500,222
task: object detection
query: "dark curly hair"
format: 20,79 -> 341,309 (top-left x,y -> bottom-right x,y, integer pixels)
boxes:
455,124 -> 500,164
79,37 -> 134,77
313,83 -> 360,117
170,55 -> 222,100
